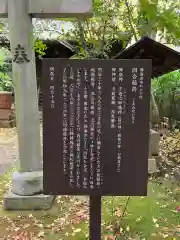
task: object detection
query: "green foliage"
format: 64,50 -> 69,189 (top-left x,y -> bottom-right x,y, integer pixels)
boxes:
0,62 -> 11,73
0,51 -> 13,92
136,0 -> 158,36
0,72 -> 13,92
126,0 -> 180,43
57,0 -> 180,59
152,70 -> 180,125
34,39 -> 47,58
59,0 -> 130,59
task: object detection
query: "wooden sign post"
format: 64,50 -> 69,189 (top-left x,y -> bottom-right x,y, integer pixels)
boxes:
90,196 -> 101,239
42,59 -> 152,239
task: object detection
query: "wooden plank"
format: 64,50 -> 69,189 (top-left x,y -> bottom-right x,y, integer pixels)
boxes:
0,0 -> 92,18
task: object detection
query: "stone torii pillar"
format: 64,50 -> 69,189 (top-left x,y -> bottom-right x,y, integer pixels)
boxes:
0,0 -> 92,210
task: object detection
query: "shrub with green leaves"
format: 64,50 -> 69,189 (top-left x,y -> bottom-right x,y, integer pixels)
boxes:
151,70 -> 180,127
0,50 -> 13,92
0,71 -> 13,92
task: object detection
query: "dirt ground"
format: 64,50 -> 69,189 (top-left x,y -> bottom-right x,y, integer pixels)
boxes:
0,128 -> 17,175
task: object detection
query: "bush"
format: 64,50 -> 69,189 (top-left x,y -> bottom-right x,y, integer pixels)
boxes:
151,70 -> 180,128
0,49 -> 13,92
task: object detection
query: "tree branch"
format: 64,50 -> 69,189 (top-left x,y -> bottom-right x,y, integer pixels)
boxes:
77,20 -> 87,52
124,0 -> 138,41
101,19 -> 108,52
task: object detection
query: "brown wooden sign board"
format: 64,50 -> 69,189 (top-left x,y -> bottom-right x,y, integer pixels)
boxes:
42,59 -> 152,196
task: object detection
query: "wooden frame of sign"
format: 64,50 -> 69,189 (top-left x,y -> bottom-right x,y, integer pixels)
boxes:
42,59 -> 152,239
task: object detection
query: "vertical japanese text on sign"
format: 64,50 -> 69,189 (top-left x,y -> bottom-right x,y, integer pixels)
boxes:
42,59 -> 152,196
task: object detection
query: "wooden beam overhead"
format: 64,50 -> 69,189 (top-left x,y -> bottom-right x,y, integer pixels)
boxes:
0,0 -> 92,18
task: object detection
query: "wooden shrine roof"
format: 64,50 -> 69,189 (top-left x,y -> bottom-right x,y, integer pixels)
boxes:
113,36 -> 180,78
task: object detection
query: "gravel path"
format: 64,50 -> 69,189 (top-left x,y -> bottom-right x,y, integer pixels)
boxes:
0,122 -> 42,176
0,135 -> 18,175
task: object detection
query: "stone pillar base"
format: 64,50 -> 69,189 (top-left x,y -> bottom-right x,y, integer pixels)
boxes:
4,189 -> 55,210
4,170 -> 55,210
148,157 -> 157,173
11,171 -> 43,196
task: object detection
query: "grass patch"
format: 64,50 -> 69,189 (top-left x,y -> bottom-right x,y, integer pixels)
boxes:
0,168 -> 179,239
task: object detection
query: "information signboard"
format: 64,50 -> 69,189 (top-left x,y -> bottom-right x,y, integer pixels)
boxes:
42,59 -> 151,196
